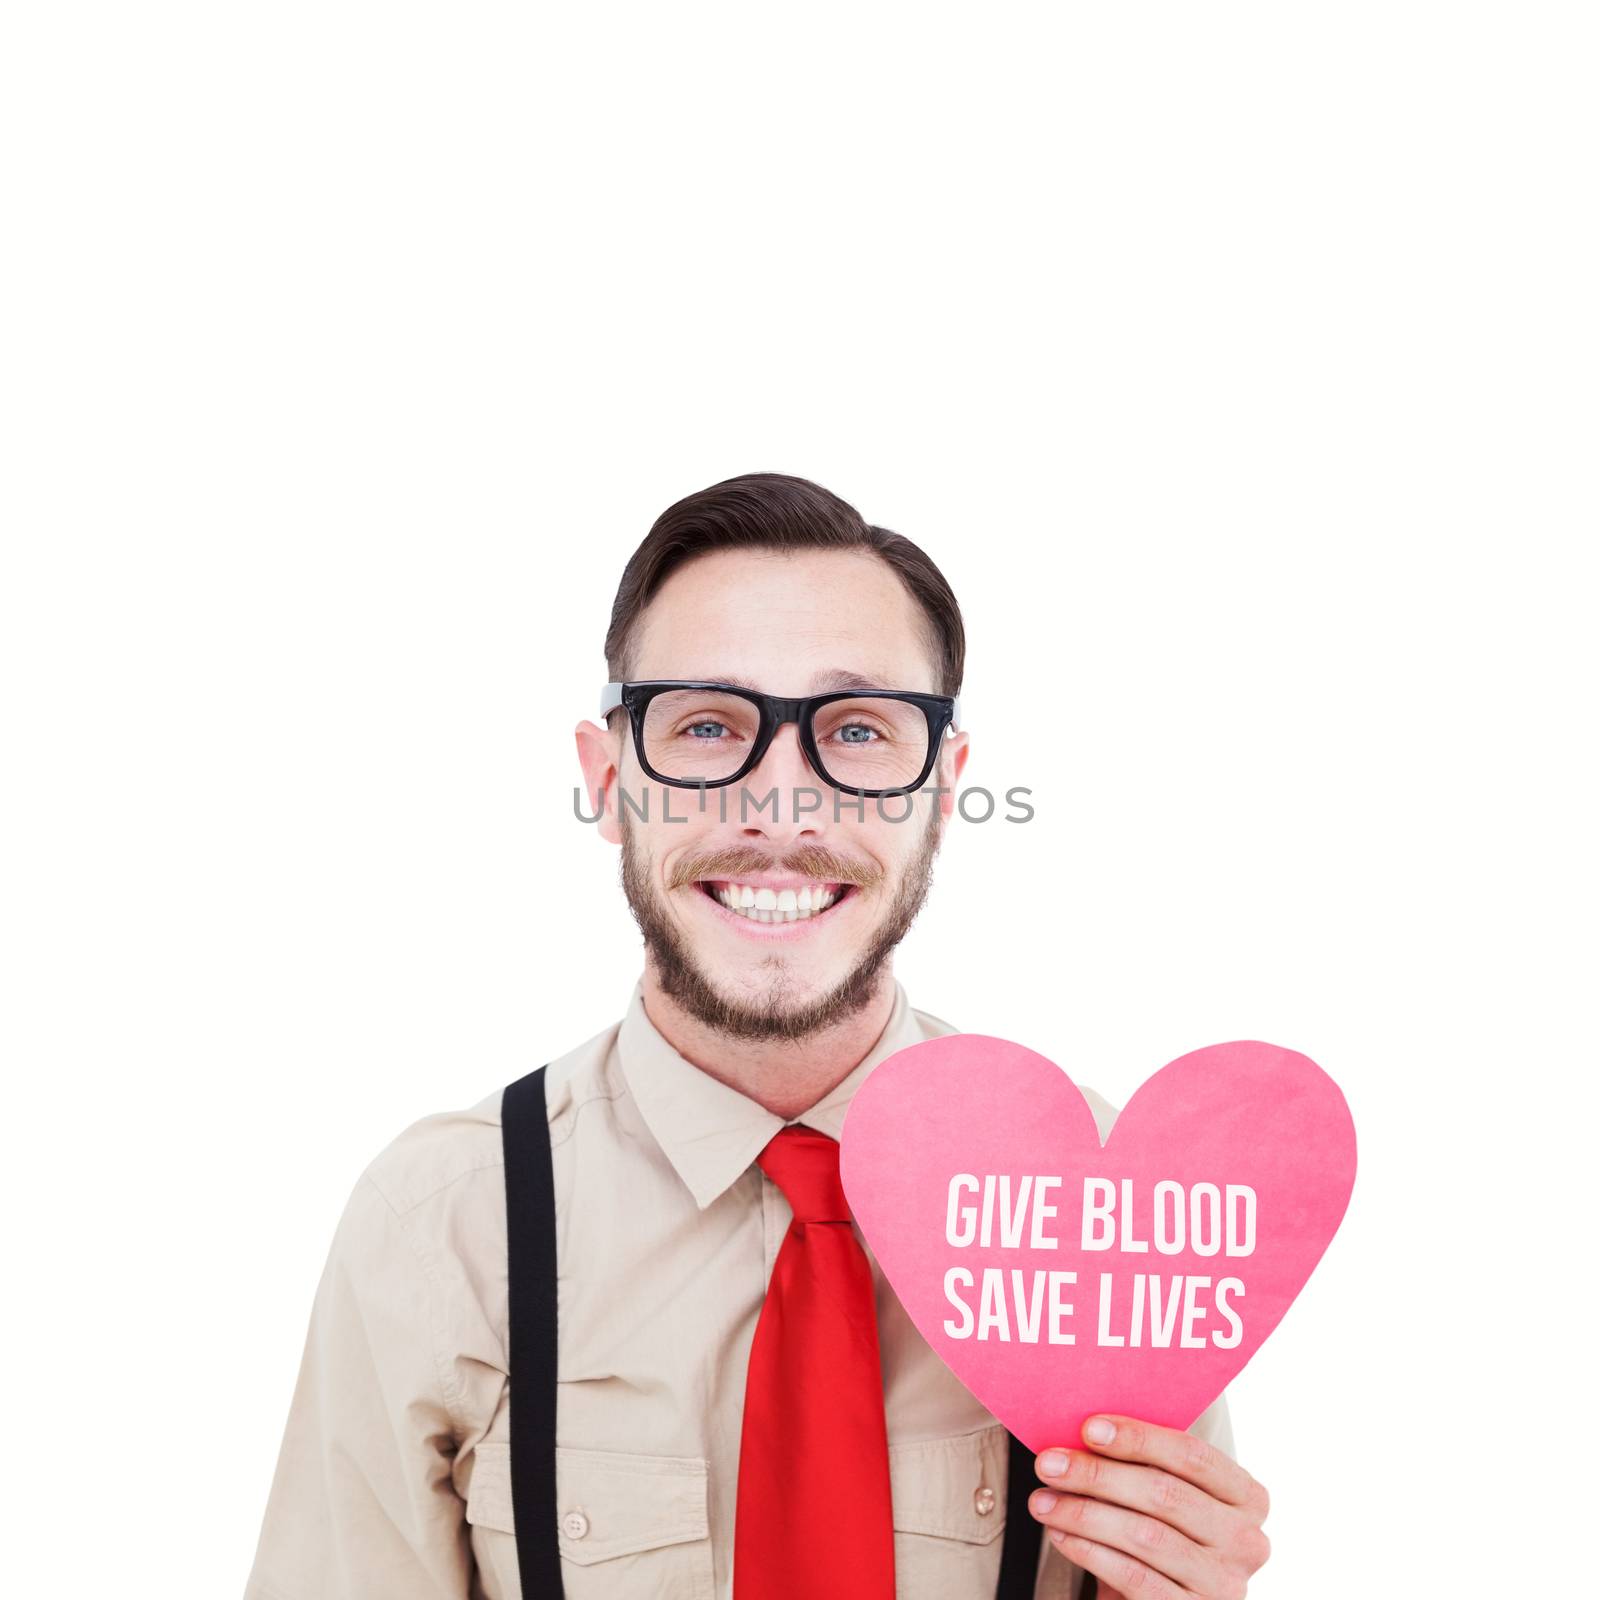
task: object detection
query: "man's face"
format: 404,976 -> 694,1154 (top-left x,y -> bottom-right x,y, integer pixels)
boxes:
578,547 -> 968,1041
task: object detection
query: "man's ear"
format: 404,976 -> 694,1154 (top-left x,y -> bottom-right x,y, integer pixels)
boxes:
575,718 -> 624,846
937,729 -> 970,823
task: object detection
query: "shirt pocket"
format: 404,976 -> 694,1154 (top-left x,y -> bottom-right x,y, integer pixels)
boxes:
464,1440 -> 715,1600
887,1422 -> 1011,1599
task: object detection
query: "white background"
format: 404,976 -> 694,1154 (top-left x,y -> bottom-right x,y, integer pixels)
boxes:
3,4 -> 1595,1594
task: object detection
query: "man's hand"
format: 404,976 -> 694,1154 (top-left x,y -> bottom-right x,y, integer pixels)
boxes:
1028,1414 -> 1270,1599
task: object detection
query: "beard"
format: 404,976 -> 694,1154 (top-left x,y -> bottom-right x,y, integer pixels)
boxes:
619,803 -> 943,1043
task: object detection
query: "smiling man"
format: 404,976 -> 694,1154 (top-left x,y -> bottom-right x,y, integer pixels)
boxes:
246,474 -> 1271,1600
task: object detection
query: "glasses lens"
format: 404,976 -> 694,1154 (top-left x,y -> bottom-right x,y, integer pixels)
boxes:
810,697 -> 932,791
640,689 -> 762,781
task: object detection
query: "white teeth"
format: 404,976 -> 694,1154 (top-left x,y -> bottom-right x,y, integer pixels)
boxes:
704,882 -> 846,923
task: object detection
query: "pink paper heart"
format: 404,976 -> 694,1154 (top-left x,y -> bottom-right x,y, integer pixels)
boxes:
840,1035 -> 1356,1455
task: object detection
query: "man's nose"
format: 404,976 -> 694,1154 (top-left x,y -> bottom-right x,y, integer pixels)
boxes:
739,723 -> 828,835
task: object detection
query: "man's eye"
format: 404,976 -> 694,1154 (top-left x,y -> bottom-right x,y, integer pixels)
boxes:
835,723 -> 881,744
684,721 -> 730,739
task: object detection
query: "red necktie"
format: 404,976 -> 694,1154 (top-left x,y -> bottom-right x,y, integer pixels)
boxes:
734,1125 -> 896,1598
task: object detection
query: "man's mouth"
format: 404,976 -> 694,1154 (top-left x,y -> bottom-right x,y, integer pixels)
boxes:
694,878 -> 856,924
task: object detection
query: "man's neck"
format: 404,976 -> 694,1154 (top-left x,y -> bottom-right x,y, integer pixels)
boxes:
639,965 -> 898,1121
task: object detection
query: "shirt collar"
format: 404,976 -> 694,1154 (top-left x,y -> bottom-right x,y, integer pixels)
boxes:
617,973 -> 932,1211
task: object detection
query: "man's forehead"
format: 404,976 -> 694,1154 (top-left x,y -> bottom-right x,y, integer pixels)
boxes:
627,548 -> 940,690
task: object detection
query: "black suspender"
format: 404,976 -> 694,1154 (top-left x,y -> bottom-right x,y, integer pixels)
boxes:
501,1064 -> 564,1599
499,1061 -> 1046,1598
999,1431 -> 1046,1597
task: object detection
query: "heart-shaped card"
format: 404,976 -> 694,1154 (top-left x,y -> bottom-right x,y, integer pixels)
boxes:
840,1035 -> 1355,1454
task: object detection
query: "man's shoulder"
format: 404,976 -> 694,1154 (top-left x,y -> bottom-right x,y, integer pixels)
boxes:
359,1017 -> 624,1217
908,1000 -> 1123,1142
357,1089 -> 506,1219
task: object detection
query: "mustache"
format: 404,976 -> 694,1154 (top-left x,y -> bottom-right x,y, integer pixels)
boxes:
666,843 -> 885,893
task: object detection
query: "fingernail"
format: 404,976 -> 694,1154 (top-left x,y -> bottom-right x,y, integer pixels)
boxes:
1083,1417 -> 1116,1445
1039,1450 -> 1069,1476
1030,1490 -> 1059,1515
1050,1528 -> 1066,1545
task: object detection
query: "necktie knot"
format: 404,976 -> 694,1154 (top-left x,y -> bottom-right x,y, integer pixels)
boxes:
755,1125 -> 851,1224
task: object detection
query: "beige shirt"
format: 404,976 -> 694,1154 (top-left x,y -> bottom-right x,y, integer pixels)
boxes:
246,977 -> 1234,1600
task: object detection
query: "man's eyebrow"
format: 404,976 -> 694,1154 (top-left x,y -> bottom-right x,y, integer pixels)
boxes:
699,669 -> 897,694
810,667 -> 896,692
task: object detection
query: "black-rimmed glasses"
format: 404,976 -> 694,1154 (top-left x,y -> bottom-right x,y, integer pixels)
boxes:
599,681 -> 961,797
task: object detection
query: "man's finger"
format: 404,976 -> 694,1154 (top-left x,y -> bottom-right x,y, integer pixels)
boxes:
1032,1447 -> 1233,1546
1028,1488 -> 1213,1593
1045,1529 -> 1195,1600
1078,1415 -> 1268,1513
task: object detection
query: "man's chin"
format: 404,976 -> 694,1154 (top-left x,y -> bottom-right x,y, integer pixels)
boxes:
650,936 -> 888,1042
682,954 -> 843,1018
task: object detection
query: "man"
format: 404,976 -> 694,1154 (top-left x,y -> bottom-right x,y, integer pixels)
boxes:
246,473 -> 1271,1599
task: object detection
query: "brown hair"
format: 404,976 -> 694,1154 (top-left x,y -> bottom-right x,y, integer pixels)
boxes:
604,472 -> 965,695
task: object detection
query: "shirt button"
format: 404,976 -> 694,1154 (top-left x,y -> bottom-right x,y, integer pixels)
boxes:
561,1510 -> 590,1540
974,1486 -> 996,1516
